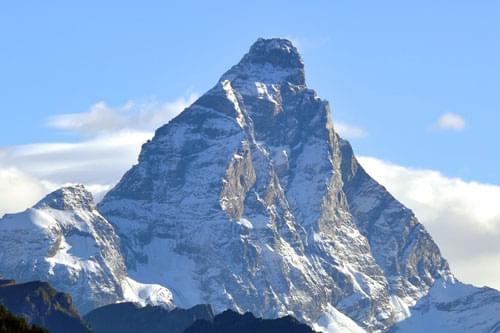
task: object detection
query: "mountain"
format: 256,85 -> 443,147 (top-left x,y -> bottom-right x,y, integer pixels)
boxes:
0,279 -> 89,333
84,302 -> 214,333
0,185 -> 173,313
2,38 -> 499,332
183,309 -> 318,333
96,37 -> 500,332
84,302 -> 318,333
389,279 -> 500,332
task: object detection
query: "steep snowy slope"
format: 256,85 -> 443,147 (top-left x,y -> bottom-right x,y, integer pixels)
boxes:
390,277 -> 500,332
0,279 -> 91,333
0,185 -> 173,313
98,38 -> 471,331
340,139 -> 451,309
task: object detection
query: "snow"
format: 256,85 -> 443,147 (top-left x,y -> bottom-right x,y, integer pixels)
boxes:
0,185 -> 177,313
245,214 -> 269,229
224,63 -> 299,85
391,278 -> 500,332
121,277 -> 174,309
236,217 -> 253,229
255,82 -> 279,105
427,277 -> 476,303
389,295 -> 411,322
128,237 -> 202,308
29,209 -> 58,229
93,38 -> 500,332
66,234 -> 99,258
222,79 -> 245,128
46,234 -> 100,275
313,305 -> 366,333
352,196 -> 380,214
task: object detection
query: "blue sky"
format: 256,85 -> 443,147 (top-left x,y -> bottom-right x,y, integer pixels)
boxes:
1,1 -> 499,183
1,1 -> 500,288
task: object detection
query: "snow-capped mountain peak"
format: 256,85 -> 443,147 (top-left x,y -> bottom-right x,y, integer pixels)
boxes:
98,38 -> 463,331
221,38 -> 305,88
237,38 -> 304,73
0,185 -> 173,313
34,185 -> 95,211
2,38 -> 499,332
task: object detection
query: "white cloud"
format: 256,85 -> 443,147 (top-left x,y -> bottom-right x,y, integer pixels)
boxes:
0,95 -> 195,214
434,112 -> 466,131
0,131 -> 151,215
48,94 -> 197,135
334,122 -> 367,139
358,156 -> 500,289
0,166 -> 52,217
3,131 -> 152,185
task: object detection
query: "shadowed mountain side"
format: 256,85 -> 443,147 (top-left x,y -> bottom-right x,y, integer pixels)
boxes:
84,302 -> 214,333
0,304 -> 49,333
184,309 -> 318,333
0,279 -> 91,333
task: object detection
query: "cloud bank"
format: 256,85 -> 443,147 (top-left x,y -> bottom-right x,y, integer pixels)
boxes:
0,166 -> 52,216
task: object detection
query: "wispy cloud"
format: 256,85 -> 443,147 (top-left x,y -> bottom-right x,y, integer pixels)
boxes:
335,121 -> 367,139
359,156 -> 500,289
0,131 -> 152,217
48,94 -> 197,135
0,94 -> 195,215
433,112 -> 466,131
2,131 -> 152,184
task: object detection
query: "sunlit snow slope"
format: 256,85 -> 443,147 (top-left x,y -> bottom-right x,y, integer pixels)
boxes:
0,185 -> 173,313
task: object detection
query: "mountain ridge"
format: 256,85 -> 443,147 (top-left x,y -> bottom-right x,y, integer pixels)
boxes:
0,38 -> 498,332
0,279 -> 90,333
0,185 -> 174,313
98,38 -> 470,331
84,302 -> 215,333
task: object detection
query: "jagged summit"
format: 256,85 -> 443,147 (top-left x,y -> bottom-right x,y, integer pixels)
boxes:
241,38 -> 303,69
99,37 -> 448,331
221,38 -> 305,85
34,185 -> 95,211
0,279 -> 91,333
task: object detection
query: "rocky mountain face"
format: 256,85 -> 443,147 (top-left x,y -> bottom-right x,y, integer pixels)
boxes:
0,185 -> 173,314
339,139 -> 451,310
1,38 -> 499,332
96,38 -> 498,332
0,279 -> 90,333
85,302 -> 214,333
